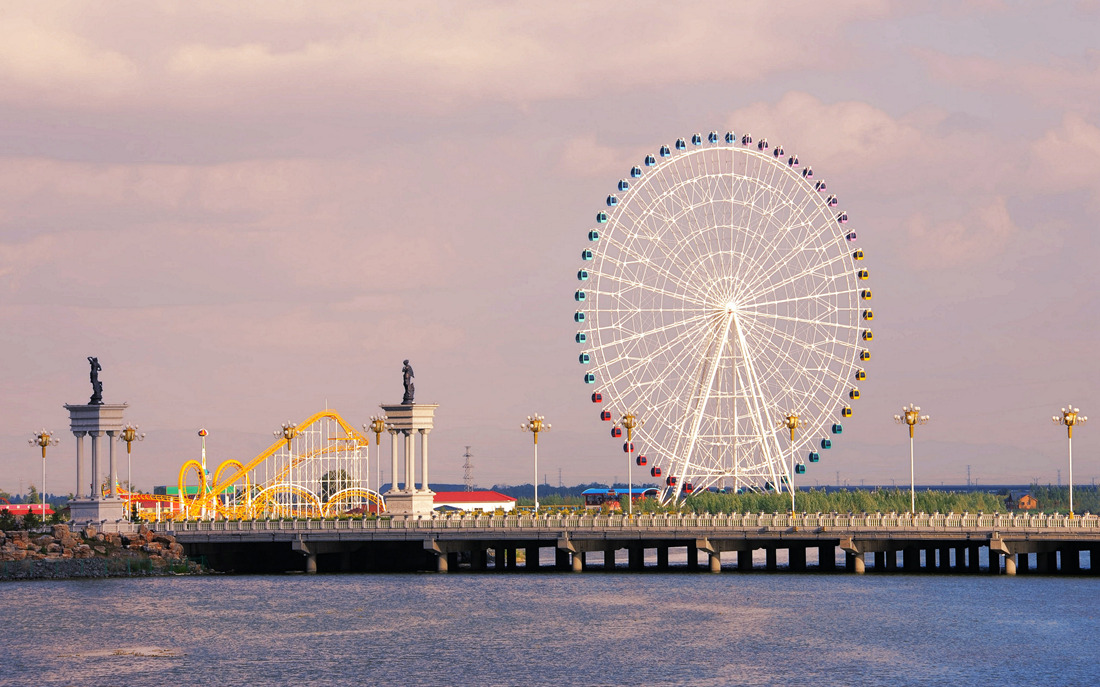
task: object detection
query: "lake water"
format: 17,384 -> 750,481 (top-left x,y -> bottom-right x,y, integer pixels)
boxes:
1,571 -> 1095,686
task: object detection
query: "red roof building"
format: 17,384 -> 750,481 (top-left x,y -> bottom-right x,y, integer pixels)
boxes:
1,504 -> 55,516
432,491 -> 517,512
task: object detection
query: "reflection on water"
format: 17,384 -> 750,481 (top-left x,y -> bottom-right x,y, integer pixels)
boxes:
1,573 -> 1095,686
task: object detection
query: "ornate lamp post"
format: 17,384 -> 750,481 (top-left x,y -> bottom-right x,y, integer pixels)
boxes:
782,413 -> 800,513
1052,404 -> 1087,516
275,421 -> 298,449
894,404 -> 930,513
119,424 -> 145,512
366,415 -> 390,497
618,412 -> 642,515
29,429 -> 59,520
520,414 -> 550,512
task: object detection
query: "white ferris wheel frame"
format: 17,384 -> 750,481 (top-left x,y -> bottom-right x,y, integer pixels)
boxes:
576,134 -> 870,503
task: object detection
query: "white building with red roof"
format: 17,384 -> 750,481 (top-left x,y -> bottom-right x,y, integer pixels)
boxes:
432,491 -> 517,512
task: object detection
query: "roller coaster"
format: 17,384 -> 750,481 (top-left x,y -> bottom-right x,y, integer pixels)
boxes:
168,410 -> 385,519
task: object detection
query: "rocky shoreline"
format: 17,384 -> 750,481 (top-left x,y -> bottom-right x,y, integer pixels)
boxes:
0,523 -> 203,580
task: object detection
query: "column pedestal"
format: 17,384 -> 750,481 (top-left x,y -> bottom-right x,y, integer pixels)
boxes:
381,403 -> 439,515
65,403 -> 128,523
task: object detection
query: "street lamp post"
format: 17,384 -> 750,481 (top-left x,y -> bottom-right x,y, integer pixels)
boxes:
782,413 -> 800,513
119,424 -> 145,514
29,429 -> 59,520
1052,405 -> 1087,516
366,415 -> 390,500
520,414 -> 550,513
894,404 -> 930,513
618,412 -> 642,515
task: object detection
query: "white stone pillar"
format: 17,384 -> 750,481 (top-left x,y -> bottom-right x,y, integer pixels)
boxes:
404,430 -> 414,493
389,429 -> 399,494
107,430 -> 118,498
74,431 -> 86,498
89,431 -> 101,498
420,429 -> 430,492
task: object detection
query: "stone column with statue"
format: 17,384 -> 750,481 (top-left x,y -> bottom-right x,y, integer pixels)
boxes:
66,357 -> 130,524
382,360 -> 438,515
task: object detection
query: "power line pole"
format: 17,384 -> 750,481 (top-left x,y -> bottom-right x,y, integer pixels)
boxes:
967,464 -> 971,487
462,446 -> 474,491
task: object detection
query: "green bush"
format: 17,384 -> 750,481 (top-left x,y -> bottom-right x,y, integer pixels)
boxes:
683,488 -> 1007,514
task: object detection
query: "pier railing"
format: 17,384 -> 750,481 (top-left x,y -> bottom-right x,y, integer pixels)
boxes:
148,510 -> 1100,534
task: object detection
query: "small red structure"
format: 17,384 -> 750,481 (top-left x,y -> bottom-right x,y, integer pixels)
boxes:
0,504 -> 55,517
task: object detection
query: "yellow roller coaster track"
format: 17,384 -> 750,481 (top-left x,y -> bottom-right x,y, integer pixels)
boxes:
176,410 -> 377,519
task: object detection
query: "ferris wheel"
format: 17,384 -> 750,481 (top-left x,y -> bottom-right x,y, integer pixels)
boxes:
574,131 -> 871,502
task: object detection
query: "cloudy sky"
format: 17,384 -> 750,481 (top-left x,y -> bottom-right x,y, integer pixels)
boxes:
3,1 -> 1099,495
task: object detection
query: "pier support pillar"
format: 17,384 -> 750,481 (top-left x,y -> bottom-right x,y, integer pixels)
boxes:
604,548 -> 616,570
1090,547 -> 1099,575
765,548 -> 777,571
1004,553 -> 1016,576
1037,551 -> 1054,574
436,553 -> 448,573
939,546 -> 951,572
818,545 -> 836,571
903,548 -> 919,572
873,551 -> 885,571
1017,552 -> 1030,574
657,546 -> 669,570
1062,547 -> 1080,573
571,552 -> 583,572
852,552 -> 865,575
737,549 -> 752,571
506,548 -> 518,570
886,550 -> 898,571
526,546 -> 539,571
629,546 -> 644,571
687,546 -> 699,570
709,551 -> 721,573
789,546 -> 806,572
989,551 -> 1001,575
305,553 -> 317,574
968,545 -> 981,573
555,549 -> 570,571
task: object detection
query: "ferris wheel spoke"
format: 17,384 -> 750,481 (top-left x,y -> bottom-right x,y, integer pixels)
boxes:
739,236 -> 850,302
585,310 -> 711,355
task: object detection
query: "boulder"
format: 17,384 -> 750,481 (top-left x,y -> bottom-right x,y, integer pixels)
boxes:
153,534 -> 176,546
74,545 -> 94,559
46,543 -> 62,553
82,524 -> 98,539
32,535 -> 55,548
51,524 -> 71,539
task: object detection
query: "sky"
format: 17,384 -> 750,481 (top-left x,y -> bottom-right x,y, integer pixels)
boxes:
3,1 -> 1100,495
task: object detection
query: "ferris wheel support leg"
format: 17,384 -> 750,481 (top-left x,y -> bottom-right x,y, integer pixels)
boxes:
678,313 -> 734,496
732,315 -> 786,489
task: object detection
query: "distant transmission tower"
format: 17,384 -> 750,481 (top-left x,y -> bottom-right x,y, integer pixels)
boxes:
462,446 -> 474,491
558,468 -> 563,488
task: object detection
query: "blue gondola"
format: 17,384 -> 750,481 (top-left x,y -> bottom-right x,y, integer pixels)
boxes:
579,353 -> 590,364
795,463 -> 806,475
577,270 -> 588,281
588,230 -> 600,241
764,481 -> 773,491
675,139 -> 686,150
584,373 -> 595,384
636,455 -> 647,466
575,332 -> 587,344
623,442 -> 634,453
692,133 -> 702,145
606,195 -> 618,207
724,132 -> 735,143
660,145 -> 671,157
645,154 -> 656,166
574,290 -> 586,302
631,166 -> 642,177
821,438 -> 832,449
832,423 -> 844,435
582,249 -> 593,260
618,180 -> 629,192
808,451 -> 820,463
596,212 -> 608,223
712,131 -> 722,144
591,392 -> 602,403
574,311 -> 585,323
